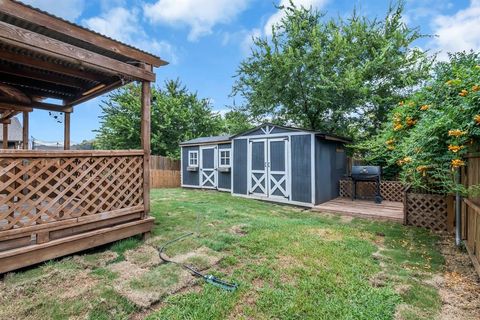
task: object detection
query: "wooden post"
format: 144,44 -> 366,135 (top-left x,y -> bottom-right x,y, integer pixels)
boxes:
2,120 -> 10,149
64,111 -> 70,150
447,194 -> 455,233
141,64 -> 152,221
22,111 -> 29,149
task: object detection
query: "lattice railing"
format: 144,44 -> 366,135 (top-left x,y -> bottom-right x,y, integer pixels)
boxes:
339,179 -> 405,202
0,150 -> 144,231
405,193 -> 449,232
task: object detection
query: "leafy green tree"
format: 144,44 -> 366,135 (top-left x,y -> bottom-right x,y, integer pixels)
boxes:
232,1 -> 432,138
96,79 -> 225,158
356,52 -> 480,193
222,109 -> 255,135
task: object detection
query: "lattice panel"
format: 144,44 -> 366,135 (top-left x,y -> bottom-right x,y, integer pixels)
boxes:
0,155 -> 143,231
339,179 -> 405,202
405,193 -> 447,232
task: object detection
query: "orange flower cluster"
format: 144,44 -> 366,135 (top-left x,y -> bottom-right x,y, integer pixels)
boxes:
398,101 -> 404,106
448,129 -> 467,137
448,145 -> 464,153
451,159 -> 465,169
393,123 -> 403,131
475,114 -> 480,125
420,104 -> 430,111
406,117 -> 417,127
397,157 -> 412,166
385,139 -> 395,145
472,85 -> 480,92
416,165 -> 429,172
459,89 -> 468,97
416,165 -> 429,176
446,80 -> 454,85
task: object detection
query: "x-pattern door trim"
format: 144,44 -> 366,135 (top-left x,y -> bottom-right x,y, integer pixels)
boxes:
248,139 -> 267,196
269,171 -> 287,197
267,138 -> 289,199
200,146 -> 217,189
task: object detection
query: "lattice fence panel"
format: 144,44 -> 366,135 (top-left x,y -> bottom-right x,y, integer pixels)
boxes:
339,179 -> 405,202
0,155 -> 143,231
405,193 -> 448,232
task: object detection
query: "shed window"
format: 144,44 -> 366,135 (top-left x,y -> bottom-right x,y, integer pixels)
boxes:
219,149 -> 231,167
188,151 -> 198,167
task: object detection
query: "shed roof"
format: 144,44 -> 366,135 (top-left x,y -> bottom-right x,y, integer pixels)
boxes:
180,135 -> 232,146
0,116 -> 22,142
232,123 -> 351,143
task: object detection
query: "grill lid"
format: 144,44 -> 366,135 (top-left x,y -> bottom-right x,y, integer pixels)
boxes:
351,166 -> 381,178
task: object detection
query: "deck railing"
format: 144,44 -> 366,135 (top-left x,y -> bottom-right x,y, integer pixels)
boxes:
0,150 -> 144,233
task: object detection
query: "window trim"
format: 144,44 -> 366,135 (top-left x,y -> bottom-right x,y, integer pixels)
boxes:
219,149 -> 231,168
188,150 -> 199,167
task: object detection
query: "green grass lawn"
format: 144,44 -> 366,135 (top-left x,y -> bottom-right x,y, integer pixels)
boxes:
0,188 -> 445,319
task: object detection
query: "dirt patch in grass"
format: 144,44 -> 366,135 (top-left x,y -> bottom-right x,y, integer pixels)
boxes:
108,261 -> 149,284
306,227 -> 343,241
431,236 -> 480,320
169,246 -> 223,267
109,246 -> 223,308
229,224 -> 248,236
0,265 -> 98,319
124,245 -> 161,268
73,250 -> 118,268
123,264 -> 192,308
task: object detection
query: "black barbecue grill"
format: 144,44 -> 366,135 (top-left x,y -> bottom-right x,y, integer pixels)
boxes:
350,166 -> 383,204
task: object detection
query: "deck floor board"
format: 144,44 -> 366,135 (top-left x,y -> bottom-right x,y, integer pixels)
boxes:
312,197 -> 404,222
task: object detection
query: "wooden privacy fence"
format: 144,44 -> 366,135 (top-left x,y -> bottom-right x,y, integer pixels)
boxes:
462,153 -> 480,275
150,155 -> 180,188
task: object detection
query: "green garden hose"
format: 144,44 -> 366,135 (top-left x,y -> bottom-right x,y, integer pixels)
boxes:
157,232 -> 238,292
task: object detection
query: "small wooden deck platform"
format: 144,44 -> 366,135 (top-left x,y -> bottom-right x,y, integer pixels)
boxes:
312,197 -> 404,222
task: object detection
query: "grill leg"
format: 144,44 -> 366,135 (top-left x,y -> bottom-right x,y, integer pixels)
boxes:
375,178 -> 383,204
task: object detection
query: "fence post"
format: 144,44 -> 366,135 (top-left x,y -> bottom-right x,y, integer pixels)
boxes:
447,195 -> 455,233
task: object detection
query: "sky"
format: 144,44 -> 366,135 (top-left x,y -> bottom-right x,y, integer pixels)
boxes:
18,0 -> 480,143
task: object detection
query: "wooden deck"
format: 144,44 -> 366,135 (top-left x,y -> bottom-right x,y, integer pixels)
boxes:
312,197 -> 404,222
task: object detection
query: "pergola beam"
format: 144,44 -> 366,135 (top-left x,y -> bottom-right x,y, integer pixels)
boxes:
68,80 -> 125,107
0,64 -> 87,89
1,73 -> 80,97
0,0 -> 167,68
2,119 -> 10,149
0,49 -> 105,82
0,21 -> 155,82
64,111 -> 70,150
141,64 -> 152,220
0,100 -> 72,113
22,111 -> 29,149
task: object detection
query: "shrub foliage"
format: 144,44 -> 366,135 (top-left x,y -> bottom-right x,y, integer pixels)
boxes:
356,52 -> 480,194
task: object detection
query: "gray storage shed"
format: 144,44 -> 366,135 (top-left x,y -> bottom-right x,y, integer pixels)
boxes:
180,124 -> 350,207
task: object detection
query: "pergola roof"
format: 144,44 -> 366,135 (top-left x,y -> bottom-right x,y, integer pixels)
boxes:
0,0 -> 167,115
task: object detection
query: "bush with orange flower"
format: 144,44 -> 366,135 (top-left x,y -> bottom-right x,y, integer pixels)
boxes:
355,52 -> 480,193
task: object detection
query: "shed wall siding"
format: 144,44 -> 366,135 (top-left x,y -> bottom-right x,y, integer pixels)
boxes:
233,139 -> 248,194
182,146 -> 200,186
290,134 -> 312,203
315,139 -> 347,204
218,143 -> 231,190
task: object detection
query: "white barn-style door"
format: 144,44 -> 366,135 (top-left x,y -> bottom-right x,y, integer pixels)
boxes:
248,139 -> 268,196
200,146 -> 217,189
267,138 -> 289,199
248,138 -> 289,199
